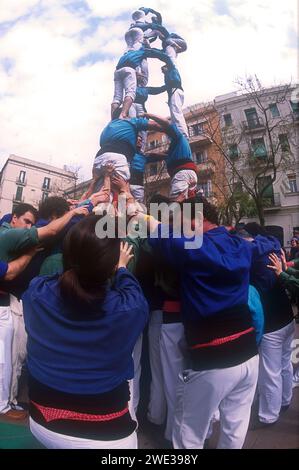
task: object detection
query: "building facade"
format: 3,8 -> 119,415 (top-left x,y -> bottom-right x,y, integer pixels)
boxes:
214,84 -> 299,245
0,155 -> 76,215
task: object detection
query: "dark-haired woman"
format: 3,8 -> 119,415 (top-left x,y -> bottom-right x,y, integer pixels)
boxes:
22,215 -> 149,449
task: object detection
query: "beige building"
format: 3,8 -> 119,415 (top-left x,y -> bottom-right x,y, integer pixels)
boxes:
0,155 -> 76,215
214,84 -> 299,245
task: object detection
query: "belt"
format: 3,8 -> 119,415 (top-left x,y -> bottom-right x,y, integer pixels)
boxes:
31,400 -> 129,423
190,327 -> 255,350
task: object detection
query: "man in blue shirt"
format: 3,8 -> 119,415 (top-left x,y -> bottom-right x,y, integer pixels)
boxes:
143,112 -> 197,201
85,115 -> 167,197
143,194 -> 278,448
112,47 -> 173,119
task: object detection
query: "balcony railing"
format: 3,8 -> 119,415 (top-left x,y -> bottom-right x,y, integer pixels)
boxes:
196,160 -> 216,176
13,196 -> 25,203
16,177 -> 27,186
188,131 -> 211,144
263,193 -> 281,208
243,116 -> 265,132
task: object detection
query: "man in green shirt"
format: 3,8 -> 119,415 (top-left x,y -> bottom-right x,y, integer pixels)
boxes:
0,202 -> 89,419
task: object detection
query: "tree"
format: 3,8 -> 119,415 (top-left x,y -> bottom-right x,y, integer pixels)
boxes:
201,76 -> 297,226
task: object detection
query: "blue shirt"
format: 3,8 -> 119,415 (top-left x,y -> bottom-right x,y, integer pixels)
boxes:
0,260 -> 8,278
164,67 -> 182,91
0,213 -> 12,226
135,86 -> 166,106
100,118 -> 149,159
166,124 -> 193,170
22,268 -> 149,395
148,225 -> 253,321
116,47 -> 172,70
248,285 -> 264,344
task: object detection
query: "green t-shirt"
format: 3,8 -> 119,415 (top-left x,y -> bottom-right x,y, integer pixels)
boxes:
39,253 -> 63,276
0,222 -> 39,262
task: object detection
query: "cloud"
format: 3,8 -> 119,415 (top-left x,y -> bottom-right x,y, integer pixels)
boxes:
214,0 -> 231,17
0,0 -> 297,183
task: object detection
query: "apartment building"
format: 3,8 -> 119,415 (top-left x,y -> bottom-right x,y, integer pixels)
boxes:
0,155 -> 76,215
214,84 -> 299,244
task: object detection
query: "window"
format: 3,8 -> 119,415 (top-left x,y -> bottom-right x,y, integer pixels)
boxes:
245,108 -> 260,128
15,186 -> 23,201
42,192 -> 49,202
290,100 -> 299,115
197,180 -> 212,198
19,170 -> 26,183
257,176 -> 273,199
189,123 -> 204,136
194,151 -> 207,164
269,103 -> 280,118
288,175 -> 298,193
223,113 -> 232,126
228,144 -> 239,159
252,138 -> 267,158
43,177 -> 50,190
279,134 -> 290,152
149,139 -> 159,149
149,164 -> 158,176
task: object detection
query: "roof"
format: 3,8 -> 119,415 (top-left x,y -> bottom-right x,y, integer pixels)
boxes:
0,154 -> 76,179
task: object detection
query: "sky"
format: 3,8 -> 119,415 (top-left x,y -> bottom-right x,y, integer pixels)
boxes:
0,0 -> 298,181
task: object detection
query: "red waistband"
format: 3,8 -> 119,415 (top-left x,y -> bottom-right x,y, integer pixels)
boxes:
163,300 -> 181,313
31,400 -> 129,423
170,162 -> 197,176
190,327 -> 254,350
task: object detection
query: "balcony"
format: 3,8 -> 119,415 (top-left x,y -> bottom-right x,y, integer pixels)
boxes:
242,116 -> 265,132
42,185 -> 51,192
263,193 -> 281,210
189,131 -> 211,144
145,140 -> 169,153
196,160 -> 216,177
15,177 -> 27,186
13,196 -> 25,203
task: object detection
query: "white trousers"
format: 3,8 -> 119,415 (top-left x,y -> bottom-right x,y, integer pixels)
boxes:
170,169 -> 198,199
9,295 -> 27,405
160,322 -> 185,441
128,103 -> 147,153
130,185 -> 144,203
258,320 -> 295,423
172,355 -> 259,449
169,89 -> 189,138
93,152 -> 130,188
29,418 -> 138,449
147,310 -> 167,425
0,296 -> 27,413
112,67 -> 136,104
0,306 -> 14,413
129,333 -> 143,419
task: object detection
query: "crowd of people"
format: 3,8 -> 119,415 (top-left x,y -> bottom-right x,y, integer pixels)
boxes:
0,7 -> 298,450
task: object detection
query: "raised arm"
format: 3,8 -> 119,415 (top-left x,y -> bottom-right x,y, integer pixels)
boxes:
146,85 -> 167,96
144,112 -> 172,133
37,206 -> 89,241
